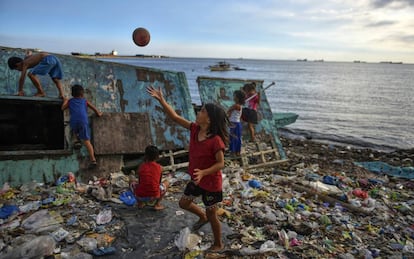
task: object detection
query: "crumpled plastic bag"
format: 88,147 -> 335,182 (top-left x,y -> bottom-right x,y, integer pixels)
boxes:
1,235 -> 55,259
174,227 -> 201,251
110,172 -> 130,189
96,208 -> 113,225
88,185 -> 113,201
119,190 -> 137,206
76,237 -> 98,252
175,227 -> 190,251
22,209 -> 63,233
259,240 -> 279,253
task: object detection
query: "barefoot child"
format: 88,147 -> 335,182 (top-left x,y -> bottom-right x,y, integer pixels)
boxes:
147,86 -> 229,252
8,52 -> 65,98
242,82 -> 260,142
133,145 -> 169,210
61,84 -> 102,169
227,90 -> 245,156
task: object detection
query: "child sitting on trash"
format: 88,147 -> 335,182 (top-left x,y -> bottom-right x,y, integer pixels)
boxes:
132,145 -> 169,210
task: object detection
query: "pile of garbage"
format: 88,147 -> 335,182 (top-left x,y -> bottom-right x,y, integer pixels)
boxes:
177,140 -> 414,258
0,138 -> 413,258
0,172 -> 132,258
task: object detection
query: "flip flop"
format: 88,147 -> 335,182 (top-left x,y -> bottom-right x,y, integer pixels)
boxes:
92,246 -> 116,256
73,141 -> 82,149
88,161 -> 97,169
205,245 -> 226,254
192,219 -> 209,231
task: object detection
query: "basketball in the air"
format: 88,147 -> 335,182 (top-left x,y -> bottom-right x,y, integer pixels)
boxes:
132,27 -> 150,47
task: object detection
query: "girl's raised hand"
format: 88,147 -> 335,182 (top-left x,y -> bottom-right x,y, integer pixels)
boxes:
146,86 -> 163,101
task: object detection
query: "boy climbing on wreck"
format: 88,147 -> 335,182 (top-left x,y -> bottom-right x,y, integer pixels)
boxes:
147,86 -> 229,252
8,52 -> 65,98
61,84 -> 103,169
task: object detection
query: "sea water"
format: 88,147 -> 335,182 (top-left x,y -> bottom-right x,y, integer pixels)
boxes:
101,57 -> 414,151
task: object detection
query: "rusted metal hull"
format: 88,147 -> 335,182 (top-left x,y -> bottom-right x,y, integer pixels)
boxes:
0,47 -> 294,187
0,46 -> 195,186
197,76 -> 288,160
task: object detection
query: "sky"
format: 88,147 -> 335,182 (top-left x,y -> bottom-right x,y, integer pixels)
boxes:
1,0 -> 414,63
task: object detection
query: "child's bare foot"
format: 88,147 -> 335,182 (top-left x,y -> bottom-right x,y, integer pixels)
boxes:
153,204 -> 165,211
34,92 -> 46,97
137,201 -> 145,209
207,244 -> 225,252
16,91 -> 25,96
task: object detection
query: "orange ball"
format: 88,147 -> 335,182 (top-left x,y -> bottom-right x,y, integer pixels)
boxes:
132,27 -> 150,47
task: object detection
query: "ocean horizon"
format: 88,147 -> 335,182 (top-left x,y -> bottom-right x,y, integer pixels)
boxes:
100,57 -> 414,152
95,53 -> 413,65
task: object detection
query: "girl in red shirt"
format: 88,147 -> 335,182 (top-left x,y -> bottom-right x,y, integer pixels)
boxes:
242,82 -> 260,142
147,86 -> 229,252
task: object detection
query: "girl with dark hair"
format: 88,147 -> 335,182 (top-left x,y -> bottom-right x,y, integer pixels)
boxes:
242,82 -> 260,142
227,90 -> 245,156
147,86 -> 229,252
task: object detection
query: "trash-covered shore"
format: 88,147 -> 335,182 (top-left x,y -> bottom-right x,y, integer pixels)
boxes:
0,137 -> 413,259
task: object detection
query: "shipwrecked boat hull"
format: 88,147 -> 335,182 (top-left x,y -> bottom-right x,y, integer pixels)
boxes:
273,112 -> 298,128
0,46 -> 195,186
197,76 -> 297,161
0,47 -> 296,187
355,161 -> 414,180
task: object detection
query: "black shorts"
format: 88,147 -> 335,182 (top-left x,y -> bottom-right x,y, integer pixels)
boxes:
183,181 -> 222,207
241,107 -> 258,124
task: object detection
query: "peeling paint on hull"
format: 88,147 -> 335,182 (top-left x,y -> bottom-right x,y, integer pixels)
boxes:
0,46 -> 195,186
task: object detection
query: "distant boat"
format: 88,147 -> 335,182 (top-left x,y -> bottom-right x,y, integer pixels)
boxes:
296,59 -> 307,62
209,61 -> 232,71
380,61 -> 403,64
208,61 -> 246,71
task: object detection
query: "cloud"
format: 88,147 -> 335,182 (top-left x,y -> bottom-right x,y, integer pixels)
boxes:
370,0 -> 414,8
366,20 -> 397,27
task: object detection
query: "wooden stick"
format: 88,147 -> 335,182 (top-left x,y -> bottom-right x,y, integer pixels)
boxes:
245,81 -> 275,102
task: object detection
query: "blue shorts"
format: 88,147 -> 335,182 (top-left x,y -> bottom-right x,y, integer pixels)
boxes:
30,55 -> 63,79
135,184 -> 167,205
71,122 -> 90,141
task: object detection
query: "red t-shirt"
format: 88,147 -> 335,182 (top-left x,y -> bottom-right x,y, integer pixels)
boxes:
188,123 -> 225,192
246,93 -> 259,110
135,161 -> 162,198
